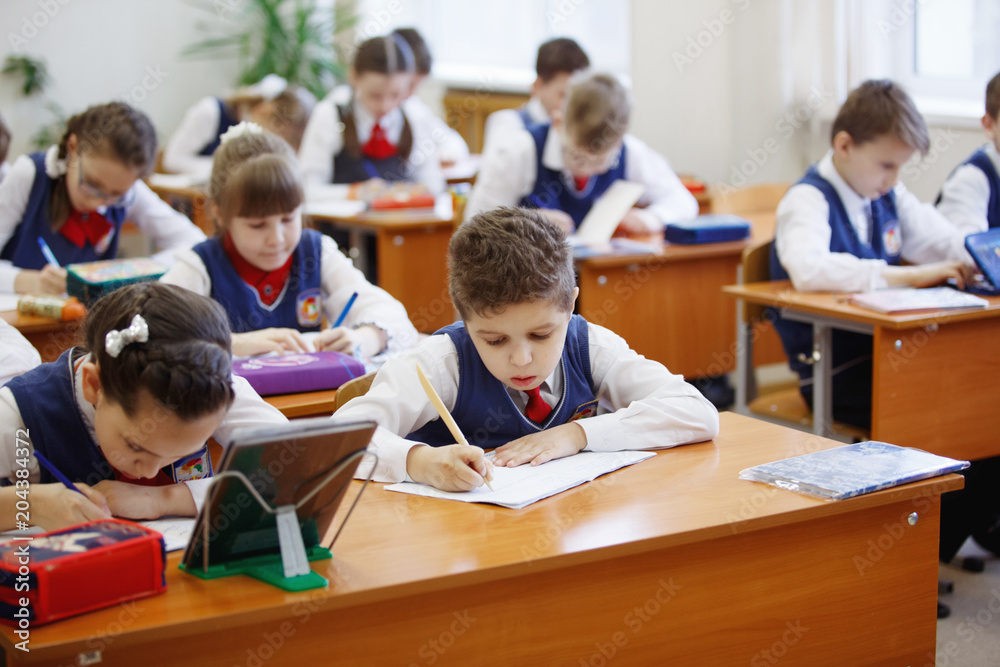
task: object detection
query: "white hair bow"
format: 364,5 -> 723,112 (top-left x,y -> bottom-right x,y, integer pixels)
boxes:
105,314 -> 149,358
220,121 -> 264,145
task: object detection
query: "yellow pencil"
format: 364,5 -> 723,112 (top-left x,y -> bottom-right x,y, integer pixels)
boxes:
415,363 -> 494,490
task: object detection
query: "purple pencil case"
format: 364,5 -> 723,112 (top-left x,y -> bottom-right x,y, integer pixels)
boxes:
231,351 -> 366,396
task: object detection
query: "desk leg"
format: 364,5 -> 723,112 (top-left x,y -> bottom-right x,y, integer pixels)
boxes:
812,323 -> 832,436
734,301 -> 753,414
348,229 -> 369,278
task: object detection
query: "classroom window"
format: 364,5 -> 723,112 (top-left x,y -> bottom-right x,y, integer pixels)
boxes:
352,0 -> 631,89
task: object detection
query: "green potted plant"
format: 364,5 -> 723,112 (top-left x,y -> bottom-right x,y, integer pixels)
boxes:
2,54 -> 67,149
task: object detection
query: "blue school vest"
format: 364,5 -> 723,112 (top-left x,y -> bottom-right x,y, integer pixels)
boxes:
769,167 -> 901,379
961,149 -> 1000,229
518,106 -> 535,130
5,350 -> 114,486
332,103 -> 410,184
0,153 -> 125,269
198,98 -> 238,157
409,316 -> 598,449
518,123 -> 628,229
192,228 -> 324,334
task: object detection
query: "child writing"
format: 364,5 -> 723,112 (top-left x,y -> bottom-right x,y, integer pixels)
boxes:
336,208 -> 719,491
466,73 -> 699,235
936,70 -> 1000,235
392,27 -> 471,165
162,75 -> 316,182
771,79 -> 974,429
0,102 -> 206,296
298,35 -> 444,192
0,281 -> 287,531
160,123 -> 419,358
482,38 -> 590,154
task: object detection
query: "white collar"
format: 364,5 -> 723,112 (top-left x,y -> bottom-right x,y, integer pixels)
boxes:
541,126 -> 566,172
70,351 -> 99,444
817,149 -> 870,219
524,97 -> 550,124
352,98 -> 403,140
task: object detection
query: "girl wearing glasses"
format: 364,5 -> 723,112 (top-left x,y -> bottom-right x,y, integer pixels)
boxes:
0,102 -> 206,295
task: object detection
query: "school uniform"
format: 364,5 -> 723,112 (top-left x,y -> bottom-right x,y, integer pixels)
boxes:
0,349 -> 287,511
298,86 -> 445,192
936,142 -> 1000,236
482,97 -> 549,156
336,316 -> 720,483
402,96 -> 470,165
465,123 -> 699,231
0,320 -> 40,387
0,147 -> 206,293
772,150 -> 972,427
161,96 -> 239,182
160,229 -> 419,355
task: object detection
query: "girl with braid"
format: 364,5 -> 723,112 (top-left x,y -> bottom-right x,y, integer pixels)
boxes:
0,102 -> 206,296
0,282 -> 287,531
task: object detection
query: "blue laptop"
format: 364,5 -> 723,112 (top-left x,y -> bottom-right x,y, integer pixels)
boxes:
964,229 -> 1000,296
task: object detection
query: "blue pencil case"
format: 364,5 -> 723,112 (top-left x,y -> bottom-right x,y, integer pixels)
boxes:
664,214 -> 751,244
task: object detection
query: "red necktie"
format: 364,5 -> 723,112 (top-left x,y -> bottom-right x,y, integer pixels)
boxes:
573,175 -> 590,192
524,386 -> 552,423
362,122 -> 397,160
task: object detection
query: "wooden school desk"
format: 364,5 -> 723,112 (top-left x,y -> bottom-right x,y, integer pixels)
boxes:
309,198 -> 457,333
576,214 -> 784,379
144,178 -> 212,235
0,413 -> 959,666
262,388 -> 340,419
722,280 -> 1000,461
1,310 -> 81,363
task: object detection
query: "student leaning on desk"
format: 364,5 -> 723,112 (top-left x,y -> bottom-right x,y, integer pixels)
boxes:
770,79 -> 975,430
937,70 -> 1000,235
0,282 -> 286,532
465,72 -> 699,237
0,102 -> 206,297
159,123 -> 419,359
336,207 -> 719,492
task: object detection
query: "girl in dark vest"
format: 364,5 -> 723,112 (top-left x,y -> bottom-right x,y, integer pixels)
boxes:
0,282 -> 286,531
0,102 -> 205,296
160,124 -> 418,359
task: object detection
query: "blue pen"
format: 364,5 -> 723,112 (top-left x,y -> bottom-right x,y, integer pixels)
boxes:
32,449 -> 83,495
332,292 -> 359,328
361,160 -> 381,181
37,237 -> 60,267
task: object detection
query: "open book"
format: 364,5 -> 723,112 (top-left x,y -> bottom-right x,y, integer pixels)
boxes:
386,450 -> 655,509
848,287 -> 988,314
739,441 -> 968,500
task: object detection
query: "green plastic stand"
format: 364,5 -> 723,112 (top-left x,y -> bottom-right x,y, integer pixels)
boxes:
179,545 -> 332,592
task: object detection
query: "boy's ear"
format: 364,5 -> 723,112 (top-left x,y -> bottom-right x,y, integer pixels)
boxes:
530,77 -> 543,97
80,361 -> 102,405
551,109 -> 564,133
571,286 -> 580,310
982,113 -> 996,137
832,130 -> 854,155
66,133 -> 78,156
347,67 -> 358,89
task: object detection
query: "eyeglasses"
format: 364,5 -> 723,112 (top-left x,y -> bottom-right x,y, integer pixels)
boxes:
76,155 -> 133,206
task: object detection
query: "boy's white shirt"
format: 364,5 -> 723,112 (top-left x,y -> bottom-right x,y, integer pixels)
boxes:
776,150 -> 974,293
161,95 -> 222,182
0,353 -> 288,512
465,125 -> 699,230
0,320 -> 40,386
336,321 -> 720,484
160,233 -> 421,355
0,154 -> 207,293
481,97 -> 549,155
936,141 -> 1000,237
298,87 -> 445,193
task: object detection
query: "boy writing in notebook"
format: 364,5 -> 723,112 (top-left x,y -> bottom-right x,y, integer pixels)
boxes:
482,37 -> 590,151
337,208 -> 719,491
771,79 -> 974,429
936,70 -> 1000,235
466,73 -> 698,235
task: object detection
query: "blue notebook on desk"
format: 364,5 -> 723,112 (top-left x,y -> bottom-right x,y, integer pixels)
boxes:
739,441 -> 969,500
963,229 -> 1000,296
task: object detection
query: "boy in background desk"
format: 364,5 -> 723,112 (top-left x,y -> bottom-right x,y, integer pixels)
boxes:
771,79 -> 974,430
936,70 -> 1000,235
481,37 -> 590,152
466,72 -> 698,235
336,207 -> 718,491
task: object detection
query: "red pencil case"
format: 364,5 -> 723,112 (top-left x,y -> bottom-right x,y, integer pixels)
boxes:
231,350 -> 366,396
0,519 -> 166,627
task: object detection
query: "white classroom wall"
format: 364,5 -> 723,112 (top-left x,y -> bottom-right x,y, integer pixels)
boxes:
0,0 -> 983,202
